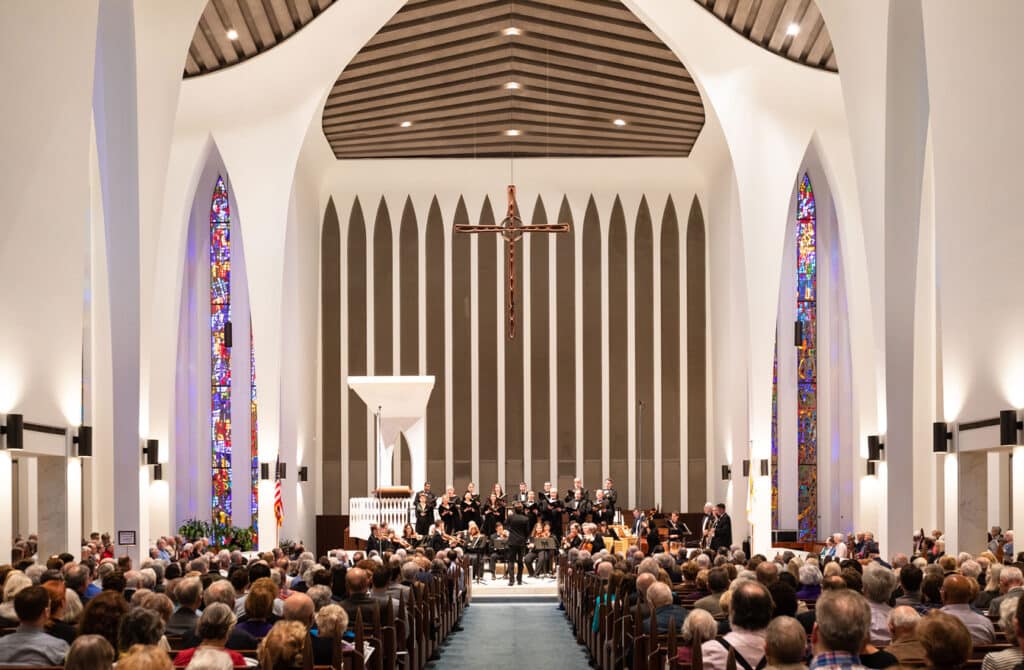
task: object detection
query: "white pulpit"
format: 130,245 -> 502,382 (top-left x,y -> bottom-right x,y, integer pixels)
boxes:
347,376 -> 434,539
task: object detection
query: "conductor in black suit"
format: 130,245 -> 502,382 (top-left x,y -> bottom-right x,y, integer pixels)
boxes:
505,502 -> 530,586
711,503 -> 732,551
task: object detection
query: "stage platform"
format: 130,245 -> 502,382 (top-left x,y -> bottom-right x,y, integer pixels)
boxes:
468,572 -> 560,604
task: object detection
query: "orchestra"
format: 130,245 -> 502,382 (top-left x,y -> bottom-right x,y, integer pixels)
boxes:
356,479 -> 727,582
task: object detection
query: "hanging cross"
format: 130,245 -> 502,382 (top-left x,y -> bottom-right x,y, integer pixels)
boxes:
454,184 -> 569,339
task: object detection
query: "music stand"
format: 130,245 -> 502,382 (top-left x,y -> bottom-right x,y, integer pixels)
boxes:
533,537 -> 558,551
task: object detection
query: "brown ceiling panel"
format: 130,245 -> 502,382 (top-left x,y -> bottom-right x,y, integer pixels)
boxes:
184,0 -> 334,77
694,0 -> 837,72
323,0 -> 705,159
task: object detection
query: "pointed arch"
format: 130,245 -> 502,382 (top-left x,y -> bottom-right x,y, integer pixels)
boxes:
321,197 -> 342,514
661,196 -> 682,510
425,197 -> 446,490
399,197 -> 419,376
582,196 -> 602,491
477,196 -> 499,490
373,197 -> 393,375
635,197 -> 655,508
529,196 -> 550,485
608,196 -> 628,502
347,197 -> 368,498
556,196 -> 577,483
686,195 -> 708,511
452,197 -> 472,490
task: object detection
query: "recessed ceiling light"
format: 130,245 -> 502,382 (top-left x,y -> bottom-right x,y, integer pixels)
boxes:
400,121 -> 412,128
504,81 -> 521,90
226,28 -> 239,40
786,22 -> 800,36
613,118 -> 627,127
504,129 -> 522,137
502,26 -> 522,37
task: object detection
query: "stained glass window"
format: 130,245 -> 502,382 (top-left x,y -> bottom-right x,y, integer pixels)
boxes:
211,176 -> 232,526
250,323 -> 258,541
771,336 -> 779,529
796,173 -> 817,541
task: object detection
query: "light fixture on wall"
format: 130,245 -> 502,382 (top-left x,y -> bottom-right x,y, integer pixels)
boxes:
1,413 -> 24,450
142,439 -> 159,465
759,459 -> 769,477
260,463 -> 271,480
867,461 -> 877,477
721,465 -> 732,481
298,466 -> 308,482
742,460 -> 751,477
1000,410 -> 1021,446
73,425 -> 93,458
867,435 -> 884,462
933,422 -> 952,453
153,464 -> 164,481
794,321 -> 802,347
278,462 -> 287,480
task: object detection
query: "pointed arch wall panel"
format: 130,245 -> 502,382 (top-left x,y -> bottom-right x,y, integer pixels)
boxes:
686,196 -> 708,511
321,199 -> 342,514
347,199 -> 369,499
324,191 -> 707,513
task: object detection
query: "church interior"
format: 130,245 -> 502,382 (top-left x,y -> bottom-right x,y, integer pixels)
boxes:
1,1 -> 1023,668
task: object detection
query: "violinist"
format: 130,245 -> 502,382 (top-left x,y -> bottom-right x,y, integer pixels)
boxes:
459,490 -> 482,531
580,522 -> 599,553
594,521 -> 617,552
665,511 -> 686,545
487,521 -> 510,580
400,523 -> 421,549
414,492 -> 434,536
561,523 -> 583,552
542,489 -> 564,539
482,492 -> 505,535
524,521 -> 553,577
464,521 -> 489,582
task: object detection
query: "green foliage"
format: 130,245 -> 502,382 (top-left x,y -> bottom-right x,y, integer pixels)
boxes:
177,518 -> 256,551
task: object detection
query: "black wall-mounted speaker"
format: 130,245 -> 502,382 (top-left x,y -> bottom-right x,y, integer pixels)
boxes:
1000,410 -> 1019,446
933,422 -> 949,453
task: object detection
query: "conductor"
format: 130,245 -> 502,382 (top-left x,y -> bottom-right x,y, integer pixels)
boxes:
505,502 -> 530,586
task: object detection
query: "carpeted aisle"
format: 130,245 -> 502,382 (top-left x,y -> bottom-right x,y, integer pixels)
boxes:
431,603 -> 592,670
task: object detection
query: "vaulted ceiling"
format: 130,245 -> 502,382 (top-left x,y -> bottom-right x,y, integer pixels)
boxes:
321,0 -> 705,159
184,0 -> 335,77
692,0 -> 837,72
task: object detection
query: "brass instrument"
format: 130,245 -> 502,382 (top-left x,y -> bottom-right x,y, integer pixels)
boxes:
700,515 -> 718,550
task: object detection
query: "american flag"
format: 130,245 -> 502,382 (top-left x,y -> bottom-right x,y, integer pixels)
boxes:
273,457 -> 284,529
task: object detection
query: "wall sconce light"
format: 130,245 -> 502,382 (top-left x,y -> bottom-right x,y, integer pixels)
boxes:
721,465 -> 732,481
73,425 -> 93,458
298,466 -> 308,482
759,459 -> 769,476
933,422 -> 952,453
742,460 -> 750,477
278,462 -> 287,480
1,414 -> 24,450
153,464 -> 164,481
260,463 -> 271,480
867,435 -> 884,462
867,461 -> 877,476
793,320 -> 802,347
1000,410 -> 1021,446
142,438 -> 159,465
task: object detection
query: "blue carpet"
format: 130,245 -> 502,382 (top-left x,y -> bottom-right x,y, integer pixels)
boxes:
432,603 -> 592,670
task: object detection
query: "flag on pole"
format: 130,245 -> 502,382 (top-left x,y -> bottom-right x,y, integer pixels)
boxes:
273,456 -> 284,529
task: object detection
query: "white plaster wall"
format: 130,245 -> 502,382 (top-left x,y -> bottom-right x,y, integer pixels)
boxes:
923,4 -> 1024,426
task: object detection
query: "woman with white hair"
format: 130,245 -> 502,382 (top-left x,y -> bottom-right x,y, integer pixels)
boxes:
981,596 -> 1022,670
795,563 -> 823,602
675,609 -> 718,665
311,604 -> 349,666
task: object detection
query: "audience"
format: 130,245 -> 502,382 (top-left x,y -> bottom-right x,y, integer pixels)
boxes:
702,581 -> 773,670
64,633 -> 115,670
0,584 -> 70,665
980,596 -> 1023,670
862,563 -> 896,645
917,611 -> 973,670
258,620 -> 308,670
885,606 -> 927,667
809,589 -> 871,670
172,602 -> 246,667
940,574 -> 996,644
765,616 -> 809,670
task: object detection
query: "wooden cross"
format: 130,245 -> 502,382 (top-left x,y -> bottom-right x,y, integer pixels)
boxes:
454,184 -> 569,339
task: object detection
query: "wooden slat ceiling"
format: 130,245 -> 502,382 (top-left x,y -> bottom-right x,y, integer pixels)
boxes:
323,0 -> 705,159
693,0 -> 837,72
184,0 -> 335,77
